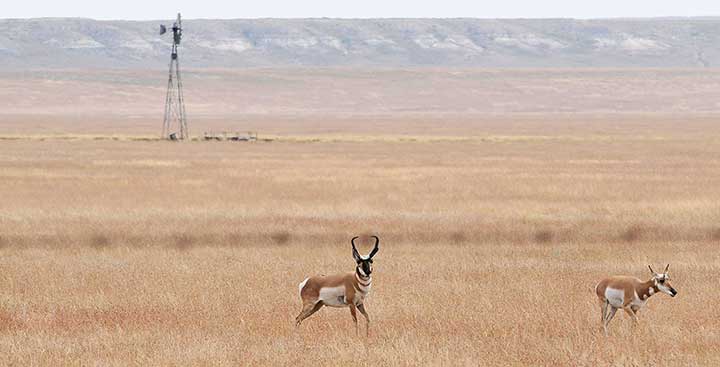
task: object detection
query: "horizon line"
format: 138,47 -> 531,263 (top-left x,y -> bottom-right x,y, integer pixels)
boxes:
2,15 -> 720,22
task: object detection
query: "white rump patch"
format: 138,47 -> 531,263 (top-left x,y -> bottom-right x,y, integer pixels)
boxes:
298,278 -> 309,297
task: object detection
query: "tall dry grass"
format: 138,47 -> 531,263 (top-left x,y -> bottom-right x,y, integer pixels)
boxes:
1,121 -> 720,365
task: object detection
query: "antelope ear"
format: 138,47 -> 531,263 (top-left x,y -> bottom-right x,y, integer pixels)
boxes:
351,236 -> 361,262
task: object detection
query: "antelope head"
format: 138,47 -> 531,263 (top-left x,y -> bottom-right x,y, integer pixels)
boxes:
352,235 -> 379,277
649,264 -> 678,297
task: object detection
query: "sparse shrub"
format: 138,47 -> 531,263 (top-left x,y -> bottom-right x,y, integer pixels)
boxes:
621,225 -> 643,242
89,234 -> 111,249
270,231 -> 291,245
450,231 -> 467,244
711,228 -> 720,241
226,232 -> 244,247
173,233 -> 197,250
534,230 -> 554,244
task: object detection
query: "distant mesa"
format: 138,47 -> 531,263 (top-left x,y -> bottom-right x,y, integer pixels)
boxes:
0,17 -> 719,69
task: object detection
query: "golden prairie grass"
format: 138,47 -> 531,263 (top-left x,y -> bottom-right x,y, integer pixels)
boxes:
1,122 -> 720,365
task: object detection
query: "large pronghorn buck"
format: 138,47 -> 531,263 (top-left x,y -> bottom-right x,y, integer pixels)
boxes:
595,264 -> 677,334
295,235 -> 379,336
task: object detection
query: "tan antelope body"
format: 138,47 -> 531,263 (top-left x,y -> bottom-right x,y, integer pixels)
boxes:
595,265 -> 677,334
295,236 -> 379,336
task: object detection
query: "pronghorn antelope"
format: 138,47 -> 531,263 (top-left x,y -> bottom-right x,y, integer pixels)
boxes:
595,264 -> 677,334
295,235 -> 379,336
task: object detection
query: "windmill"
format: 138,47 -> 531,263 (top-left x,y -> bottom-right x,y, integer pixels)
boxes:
160,13 -> 188,140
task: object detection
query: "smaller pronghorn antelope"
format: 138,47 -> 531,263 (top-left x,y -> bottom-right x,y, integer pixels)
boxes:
595,264 -> 677,334
295,235 -> 379,336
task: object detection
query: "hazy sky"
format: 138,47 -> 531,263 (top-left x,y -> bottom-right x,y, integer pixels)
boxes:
6,0 -> 720,20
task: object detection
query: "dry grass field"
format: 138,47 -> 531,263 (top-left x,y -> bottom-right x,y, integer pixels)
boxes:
2,69 -> 720,365
2,119 -> 720,366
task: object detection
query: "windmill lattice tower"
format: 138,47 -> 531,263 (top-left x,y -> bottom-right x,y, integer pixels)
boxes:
160,13 -> 188,140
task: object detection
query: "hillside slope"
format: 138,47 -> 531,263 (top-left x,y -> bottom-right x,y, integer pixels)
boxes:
2,18 -> 720,69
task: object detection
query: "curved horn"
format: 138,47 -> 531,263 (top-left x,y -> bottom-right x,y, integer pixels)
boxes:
648,265 -> 656,275
368,235 -> 379,258
351,236 -> 361,261
664,264 -> 670,273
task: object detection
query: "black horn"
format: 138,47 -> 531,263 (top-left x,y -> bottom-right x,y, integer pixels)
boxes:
368,235 -> 380,258
664,264 -> 670,273
351,236 -> 361,262
648,265 -> 656,275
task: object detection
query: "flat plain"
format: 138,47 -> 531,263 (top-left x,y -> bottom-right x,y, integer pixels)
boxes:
1,69 -> 720,366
